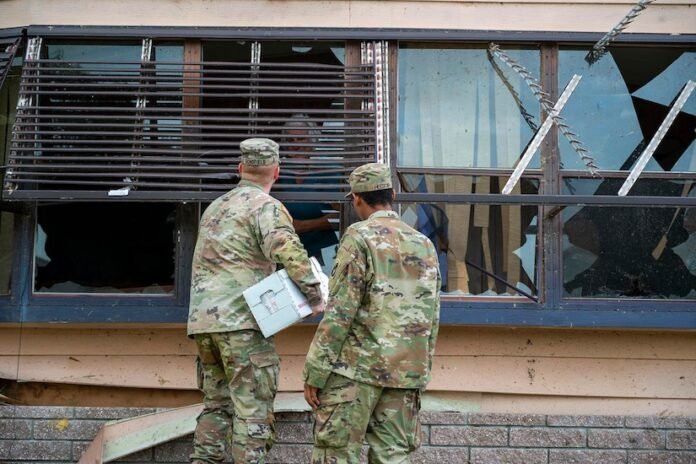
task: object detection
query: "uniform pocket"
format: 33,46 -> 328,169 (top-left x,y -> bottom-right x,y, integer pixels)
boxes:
249,350 -> 280,401
196,357 -> 204,390
247,420 -> 274,440
313,376 -> 360,448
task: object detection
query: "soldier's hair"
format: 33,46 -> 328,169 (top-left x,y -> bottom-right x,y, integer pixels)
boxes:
355,188 -> 394,207
241,163 -> 278,184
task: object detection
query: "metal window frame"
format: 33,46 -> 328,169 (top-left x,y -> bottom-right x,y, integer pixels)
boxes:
392,40 -> 696,326
0,30 -> 693,327
20,26 -> 696,44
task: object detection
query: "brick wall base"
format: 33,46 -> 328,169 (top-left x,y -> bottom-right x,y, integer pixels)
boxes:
1,406 -> 694,463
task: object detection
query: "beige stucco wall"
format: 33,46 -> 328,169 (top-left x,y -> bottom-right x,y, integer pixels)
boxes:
0,0 -> 695,34
1,325 -> 695,415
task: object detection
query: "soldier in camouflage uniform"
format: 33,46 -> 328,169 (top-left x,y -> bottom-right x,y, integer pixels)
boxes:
302,163 -> 441,464
188,138 -> 324,464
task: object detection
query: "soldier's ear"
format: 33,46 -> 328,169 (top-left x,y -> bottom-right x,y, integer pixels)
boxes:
273,164 -> 280,181
238,164 -> 244,175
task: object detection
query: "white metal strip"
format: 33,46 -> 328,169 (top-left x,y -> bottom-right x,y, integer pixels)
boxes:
381,41 -> 391,167
502,74 -> 582,195
618,80 -> 695,197
373,42 -> 385,164
249,42 -> 261,112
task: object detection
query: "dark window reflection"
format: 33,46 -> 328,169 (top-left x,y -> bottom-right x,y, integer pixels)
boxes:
34,203 -> 176,294
36,42 -> 185,191
400,174 -> 539,297
0,65 -> 19,295
559,47 -> 696,172
562,179 -> 696,298
0,213 -> 13,294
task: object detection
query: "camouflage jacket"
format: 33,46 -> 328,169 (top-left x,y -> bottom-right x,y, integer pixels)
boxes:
187,179 -> 322,336
303,210 -> 441,389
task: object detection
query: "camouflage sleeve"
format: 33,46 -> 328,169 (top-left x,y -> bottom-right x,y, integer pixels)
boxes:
302,231 -> 366,389
257,201 -> 322,306
428,265 -> 442,379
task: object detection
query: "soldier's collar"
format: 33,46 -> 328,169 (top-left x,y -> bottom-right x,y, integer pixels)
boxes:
237,179 -> 265,191
369,210 -> 399,220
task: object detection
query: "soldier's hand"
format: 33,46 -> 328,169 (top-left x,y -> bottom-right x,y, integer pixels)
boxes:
304,383 -> 321,410
310,302 -> 325,317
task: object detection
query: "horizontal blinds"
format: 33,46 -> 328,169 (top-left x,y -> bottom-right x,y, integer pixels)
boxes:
4,40 -> 378,201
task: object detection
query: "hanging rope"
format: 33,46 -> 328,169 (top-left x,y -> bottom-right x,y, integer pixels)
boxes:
585,0 -> 656,65
487,49 -> 539,133
489,43 -> 600,176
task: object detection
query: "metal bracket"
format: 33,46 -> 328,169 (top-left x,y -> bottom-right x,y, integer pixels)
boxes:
585,0 -> 655,65
249,41 -> 261,114
128,38 -> 155,191
26,36 -> 42,61
502,74 -> 582,195
362,41 -> 389,165
141,38 -> 153,62
618,80 -> 695,196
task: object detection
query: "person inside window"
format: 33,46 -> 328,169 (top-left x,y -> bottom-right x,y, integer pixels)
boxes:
280,114 -> 339,266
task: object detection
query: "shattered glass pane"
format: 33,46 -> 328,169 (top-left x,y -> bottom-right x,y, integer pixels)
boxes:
398,45 -> 541,169
559,47 -> 696,172
399,174 -> 539,298
34,203 -> 176,294
562,178 -> 696,299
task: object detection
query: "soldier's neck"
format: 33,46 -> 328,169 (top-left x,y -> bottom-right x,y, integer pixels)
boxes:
240,177 -> 274,194
364,204 -> 392,218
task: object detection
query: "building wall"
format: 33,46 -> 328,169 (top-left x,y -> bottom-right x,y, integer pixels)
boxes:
2,406 -> 696,464
1,326 -> 695,416
0,0 -> 695,34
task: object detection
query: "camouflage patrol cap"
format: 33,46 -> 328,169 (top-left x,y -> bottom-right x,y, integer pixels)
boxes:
346,163 -> 392,197
240,138 -> 280,166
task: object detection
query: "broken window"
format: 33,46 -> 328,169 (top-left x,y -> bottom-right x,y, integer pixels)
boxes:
399,174 -> 539,298
558,46 -> 696,300
562,179 -> 696,299
397,44 -> 541,299
34,203 -> 176,294
398,44 -> 541,169
558,47 -> 695,172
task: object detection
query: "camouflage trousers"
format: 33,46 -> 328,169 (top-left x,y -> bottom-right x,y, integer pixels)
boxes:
190,330 -> 279,464
312,373 -> 421,464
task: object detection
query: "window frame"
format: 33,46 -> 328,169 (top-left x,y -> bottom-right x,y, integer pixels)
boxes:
392,40 -> 696,328
0,28 -> 693,328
